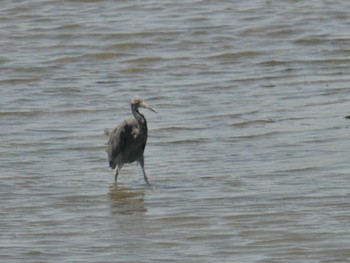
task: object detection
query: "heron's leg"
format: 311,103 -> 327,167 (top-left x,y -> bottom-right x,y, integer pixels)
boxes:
142,166 -> 150,186
139,155 -> 150,185
114,167 -> 119,183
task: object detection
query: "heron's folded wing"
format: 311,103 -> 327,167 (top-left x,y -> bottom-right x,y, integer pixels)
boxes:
107,121 -> 131,169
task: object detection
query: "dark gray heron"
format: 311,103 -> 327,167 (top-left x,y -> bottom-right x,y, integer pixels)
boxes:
105,96 -> 157,185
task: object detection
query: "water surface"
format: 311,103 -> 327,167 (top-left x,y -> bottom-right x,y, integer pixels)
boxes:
1,0 -> 350,262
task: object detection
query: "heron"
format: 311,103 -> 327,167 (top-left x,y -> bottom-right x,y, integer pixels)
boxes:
105,96 -> 157,185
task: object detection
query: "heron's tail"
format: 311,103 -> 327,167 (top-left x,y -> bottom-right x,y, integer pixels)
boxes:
109,160 -> 116,169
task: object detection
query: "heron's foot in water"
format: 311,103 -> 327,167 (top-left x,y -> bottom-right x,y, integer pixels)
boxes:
143,175 -> 151,186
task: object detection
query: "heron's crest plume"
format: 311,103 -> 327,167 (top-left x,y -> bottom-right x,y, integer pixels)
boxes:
131,96 -> 143,105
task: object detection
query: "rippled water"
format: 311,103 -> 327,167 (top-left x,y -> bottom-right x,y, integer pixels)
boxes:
1,0 -> 350,262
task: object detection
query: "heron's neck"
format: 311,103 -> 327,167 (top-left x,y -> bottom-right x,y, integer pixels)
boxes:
132,106 -> 148,129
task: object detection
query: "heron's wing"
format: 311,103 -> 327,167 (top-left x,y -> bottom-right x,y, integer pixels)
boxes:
107,120 -> 133,169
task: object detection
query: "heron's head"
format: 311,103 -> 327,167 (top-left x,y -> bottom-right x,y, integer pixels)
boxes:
131,96 -> 158,113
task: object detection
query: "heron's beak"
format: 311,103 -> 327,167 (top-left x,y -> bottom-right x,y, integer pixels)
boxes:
140,101 -> 158,113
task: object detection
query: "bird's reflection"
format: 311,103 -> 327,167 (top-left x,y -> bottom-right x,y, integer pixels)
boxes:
108,183 -> 146,215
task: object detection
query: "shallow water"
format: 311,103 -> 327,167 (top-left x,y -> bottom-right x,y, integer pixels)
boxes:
1,0 -> 350,262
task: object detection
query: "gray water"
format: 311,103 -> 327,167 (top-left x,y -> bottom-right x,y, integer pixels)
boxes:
1,1 -> 350,262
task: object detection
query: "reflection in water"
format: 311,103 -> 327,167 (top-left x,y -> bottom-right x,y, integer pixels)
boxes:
108,184 -> 146,215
